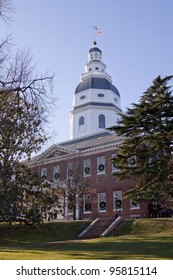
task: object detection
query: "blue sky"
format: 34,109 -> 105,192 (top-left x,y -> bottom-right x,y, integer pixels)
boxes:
2,0 -> 173,149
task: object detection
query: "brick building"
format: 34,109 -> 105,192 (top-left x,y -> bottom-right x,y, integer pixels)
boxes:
29,41 -> 149,220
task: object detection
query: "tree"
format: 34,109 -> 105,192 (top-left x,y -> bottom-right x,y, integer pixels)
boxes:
110,75 -> 173,207
0,0 -> 12,22
56,153 -> 92,220
0,0 -> 55,223
0,162 -> 60,224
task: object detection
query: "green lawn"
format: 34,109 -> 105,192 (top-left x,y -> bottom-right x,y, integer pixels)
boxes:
0,219 -> 173,260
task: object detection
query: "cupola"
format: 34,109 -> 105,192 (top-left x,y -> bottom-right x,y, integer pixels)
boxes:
69,41 -> 122,139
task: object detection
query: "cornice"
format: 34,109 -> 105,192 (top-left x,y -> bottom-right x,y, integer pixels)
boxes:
28,138 -> 123,168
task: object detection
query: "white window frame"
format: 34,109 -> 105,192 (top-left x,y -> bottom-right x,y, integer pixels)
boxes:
98,193 -> 106,212
40,167 -> 47,178
53,165 -> 60,181
79,116 -> 84,125
83,159 -> 91,177
113,191 -> 122,211
112,154 -> 120,172
128,155 -> 137,167
67,162 -> 73,179
98,114 -> 106,128
83,195 -> 91,213
130,199 -> 140,210
97,156 -> 105,175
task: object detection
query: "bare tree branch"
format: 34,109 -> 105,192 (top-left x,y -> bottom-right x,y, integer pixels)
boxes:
0,0 -> 13,23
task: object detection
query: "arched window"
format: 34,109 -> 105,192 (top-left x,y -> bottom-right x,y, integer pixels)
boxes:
99,114 -> 105,128
79,116 -> 84,125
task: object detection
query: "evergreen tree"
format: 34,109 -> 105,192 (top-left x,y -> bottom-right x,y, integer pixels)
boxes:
111,75 -> 173,206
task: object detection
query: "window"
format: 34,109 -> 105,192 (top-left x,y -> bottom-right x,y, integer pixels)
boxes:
67,162 -> 73,179
112,154 -> 119,172
99,114 -> 105,128
54,151 -> 61,157
40,167 -> 47,178
53,165 -> 60,181
80,95 -> 85,100
113,191 -> 122,211
95,67 -> 99,70
128,156 -> 137,167
68,193 -> 74,213
98,93 -> 104,97
83,159 -> 91,177
79,116 -> 84,125
84,195 -> 91,213
97,156 -> 105,174
98,193 -> 106,211
95,54 -> 98,59
130,199 -> 140,209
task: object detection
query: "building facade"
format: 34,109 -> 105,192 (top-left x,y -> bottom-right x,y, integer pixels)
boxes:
29,41 -> 150,220
30,132 -> 149,220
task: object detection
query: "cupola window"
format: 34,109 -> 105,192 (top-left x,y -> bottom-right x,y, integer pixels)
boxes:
80,95 -> 86,100
99,114 -> 105,128
98,93 -> 104,97
79,116 -> 84,125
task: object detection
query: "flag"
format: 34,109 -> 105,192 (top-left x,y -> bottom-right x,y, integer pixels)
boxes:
94,26 -> 101,35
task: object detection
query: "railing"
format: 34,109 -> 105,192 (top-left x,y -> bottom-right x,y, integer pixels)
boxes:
78,218 -> 99,238
100,216 -> 123,237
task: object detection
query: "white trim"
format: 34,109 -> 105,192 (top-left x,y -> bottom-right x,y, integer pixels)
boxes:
98,193 -> 106,212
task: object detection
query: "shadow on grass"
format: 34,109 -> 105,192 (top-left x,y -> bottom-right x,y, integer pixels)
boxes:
1,236 -> 173,260
1,219 -> 173,259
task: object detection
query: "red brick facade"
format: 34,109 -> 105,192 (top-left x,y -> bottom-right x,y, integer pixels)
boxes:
29,132 -> 149,220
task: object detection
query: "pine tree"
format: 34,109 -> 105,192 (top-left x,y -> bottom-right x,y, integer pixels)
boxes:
111,75 -> 173,206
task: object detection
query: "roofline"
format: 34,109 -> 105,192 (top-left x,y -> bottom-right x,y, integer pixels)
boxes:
72,102 -> 122,113
58,131 -> 113,146
27,137 -> 124,167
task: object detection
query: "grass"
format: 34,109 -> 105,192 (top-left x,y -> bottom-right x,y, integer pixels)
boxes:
0,220 -> 90,245
0,218 -> 173,259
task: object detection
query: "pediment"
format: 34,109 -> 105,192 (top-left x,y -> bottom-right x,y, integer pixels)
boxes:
47,148 -> 70,159
36,144 -> 77,161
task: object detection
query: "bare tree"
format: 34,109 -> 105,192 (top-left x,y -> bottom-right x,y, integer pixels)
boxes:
55,152 -> 93,220
0,1 -> 55,223
0,0 -> 12,22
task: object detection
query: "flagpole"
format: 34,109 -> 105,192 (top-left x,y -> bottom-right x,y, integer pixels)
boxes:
93,26 -> 96,42
93,26 -> 101,43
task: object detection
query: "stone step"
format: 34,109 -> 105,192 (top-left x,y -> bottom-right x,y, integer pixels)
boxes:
80,218 -> 115,239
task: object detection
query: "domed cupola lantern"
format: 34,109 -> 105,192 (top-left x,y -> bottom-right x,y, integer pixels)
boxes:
88,40 -> 102,61
69,41 -> 122,139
